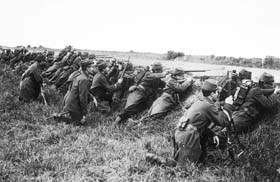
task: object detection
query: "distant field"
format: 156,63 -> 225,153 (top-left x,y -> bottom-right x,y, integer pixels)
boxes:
2,45 -> 280,82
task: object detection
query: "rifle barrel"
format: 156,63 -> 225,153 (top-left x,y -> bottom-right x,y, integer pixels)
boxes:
184,70 -> 208,73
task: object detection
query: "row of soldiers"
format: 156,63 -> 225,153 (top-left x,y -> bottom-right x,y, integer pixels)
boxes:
1,46 -> 280,167
147,70 -> 280,166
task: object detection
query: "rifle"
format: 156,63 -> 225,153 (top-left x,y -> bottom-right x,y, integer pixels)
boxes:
41,86 -> 49,106
183,67 -> 225,73
183,69 -> 209,73
45,111 -> 68,120
120,56 -> 130,79
95,55 -> 114,59
226,117 -> 246,161
192,75 -> 210,81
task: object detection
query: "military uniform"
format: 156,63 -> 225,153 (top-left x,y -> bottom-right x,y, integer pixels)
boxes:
232,84 -> 279,133
147,68 -> 193,117
173,79 -> 232,165
63,70 -> 90,122
54,66 -> 76,89
19,62 -> 43,102
218,69 -> 252,102
116,69 -> 166,123
90,70 -> 120,112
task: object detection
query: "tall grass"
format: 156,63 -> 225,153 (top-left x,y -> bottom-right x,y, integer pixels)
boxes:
0,62 -> 279,182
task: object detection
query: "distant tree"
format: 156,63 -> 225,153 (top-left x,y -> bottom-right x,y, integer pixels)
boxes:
166,50 -> 185,60
264,56 -> 274,69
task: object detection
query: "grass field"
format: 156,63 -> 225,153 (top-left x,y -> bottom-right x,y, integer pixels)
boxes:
1,61 -> 280,182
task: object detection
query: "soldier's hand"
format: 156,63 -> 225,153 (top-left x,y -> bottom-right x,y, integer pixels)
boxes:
164,70 -> 171,76
117,78 -> 124,84
129,85 -> 137,92
213,135 -> 220,147
225,95 -> 234,105
274,86 -> 280,94
186,77 -> 193,82
42,82 -> 47,87
80,116 -> 86,124
52,112 -> 62,119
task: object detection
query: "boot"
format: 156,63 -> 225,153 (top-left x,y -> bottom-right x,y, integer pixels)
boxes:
145,153 -> 166,166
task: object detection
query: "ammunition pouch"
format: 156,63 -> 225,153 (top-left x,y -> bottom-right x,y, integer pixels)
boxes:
233,84 -> 250,109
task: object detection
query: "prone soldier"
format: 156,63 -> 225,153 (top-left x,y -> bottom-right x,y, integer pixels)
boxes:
146,67 -> 193,119
114,62 -> 167,125
231,72 -> 280,133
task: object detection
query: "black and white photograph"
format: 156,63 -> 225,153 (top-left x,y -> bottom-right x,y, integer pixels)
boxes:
1,0 -> 280,181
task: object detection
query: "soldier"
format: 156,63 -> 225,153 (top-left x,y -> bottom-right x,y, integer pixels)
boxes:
54,64 -> 79,90
146,67 -> 193,118
106,59 -> 119,84
231,72 -> 280,134
19,55 -> 45,102
90,62 -> 123,112
146,79 -> 234,166
111,62 -> 135,109
60,60 -> 92,124
42,61 -> 62,78
114,62 -> 166,125
238,69 -> 252,81
218,69 -> 252,102
9,48 -> 24,69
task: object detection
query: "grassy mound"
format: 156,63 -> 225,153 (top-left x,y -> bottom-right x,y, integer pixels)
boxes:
0,63 -> 280,181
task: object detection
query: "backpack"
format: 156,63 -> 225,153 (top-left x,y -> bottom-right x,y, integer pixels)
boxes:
233,79 -> 254,110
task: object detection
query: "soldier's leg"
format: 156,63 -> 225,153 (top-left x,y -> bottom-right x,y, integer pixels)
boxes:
68,111 -> 83,124
146,153 -> 176,167
115,90 -> 147,125
115,101 -> 147,125
232,111 -> 253,134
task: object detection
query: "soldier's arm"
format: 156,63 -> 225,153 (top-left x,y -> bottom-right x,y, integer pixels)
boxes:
100,75 -> 120,92
208,104 -> 231,127
79,79 -> 89,116
32,68 -> 43,84
167,79 -> 192,93
253,88 -> 279,108
145,72 -> 166,79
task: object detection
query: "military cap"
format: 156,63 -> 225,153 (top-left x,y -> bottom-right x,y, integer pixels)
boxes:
202,79 -> 218,92
35,54 -> 45,62
80,59 -> 92,68
259,72 -> 274,83
96,59 -> 105,65
97,62 -> 107,71
171,67 -> 184,76
151,62 -> 163,70
239,69 -> 252,80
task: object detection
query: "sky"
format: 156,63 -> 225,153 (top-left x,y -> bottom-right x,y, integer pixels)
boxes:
1,0 -> 280,58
